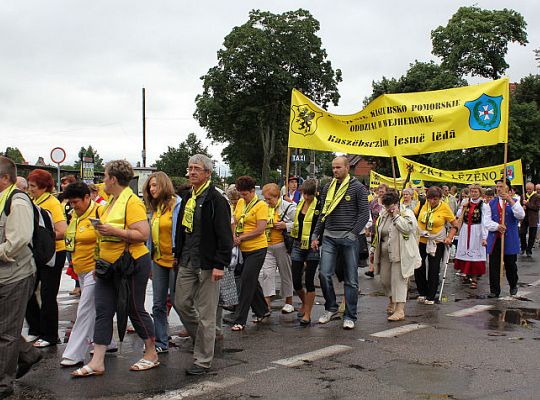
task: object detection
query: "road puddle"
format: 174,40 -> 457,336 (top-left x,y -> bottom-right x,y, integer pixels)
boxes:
486,307 -> 540,330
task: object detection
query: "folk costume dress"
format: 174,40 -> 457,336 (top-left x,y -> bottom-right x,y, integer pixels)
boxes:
453,199 -> 488,276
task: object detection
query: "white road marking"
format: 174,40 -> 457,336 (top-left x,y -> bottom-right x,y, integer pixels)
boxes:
499,290 -> 531,301
446,304 -> 494,317
370,323 -> 429,338
145,377 -> 245,400
249,366 -> 278,375
271,345 -> 352,367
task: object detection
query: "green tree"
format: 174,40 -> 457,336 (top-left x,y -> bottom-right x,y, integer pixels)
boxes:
194,9 -> 342,183
513,74 -> 540,107
4,147 -> 25,163
431,6 -> 528,79
74,146 -> 104,171
153,133 -> 211,178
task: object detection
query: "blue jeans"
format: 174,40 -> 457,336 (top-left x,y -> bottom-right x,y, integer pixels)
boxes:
319,236 -> 359,322
151,262 -> 177,349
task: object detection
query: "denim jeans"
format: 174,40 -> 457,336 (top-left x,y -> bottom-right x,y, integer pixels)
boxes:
319,235 -> 359,322
152,262 -> 177,349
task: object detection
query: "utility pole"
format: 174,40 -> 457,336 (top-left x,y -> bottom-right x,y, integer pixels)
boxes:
142,87 -> 147,167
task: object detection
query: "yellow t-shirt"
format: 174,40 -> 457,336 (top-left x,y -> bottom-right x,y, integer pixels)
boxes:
151,206 -> 174,268
268,209 -> 284,246
37,194 -> 66,252
72,206 -> 100,275
415,201 -> 455,243
235,198 -> 269,252
98,196 -> 149,263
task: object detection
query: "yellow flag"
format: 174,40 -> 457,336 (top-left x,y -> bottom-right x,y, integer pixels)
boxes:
396,156 -> 523,186
369,170 -> 424,189
288,79 -> 509,156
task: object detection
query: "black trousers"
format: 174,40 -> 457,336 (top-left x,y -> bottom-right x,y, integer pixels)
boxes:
415,242 -> 445,301
233,248 -> 268,325
94,253 -> 155,345
292,260 -> 319,292
25,250 -> 66,343
519,218 -> 537,253
489,237 -> 518,296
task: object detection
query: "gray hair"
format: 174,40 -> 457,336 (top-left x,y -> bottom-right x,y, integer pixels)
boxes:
225,184 -> 240,200
188,154 -> 213,172
16,176 -> 28,190
402,188 -> 414,196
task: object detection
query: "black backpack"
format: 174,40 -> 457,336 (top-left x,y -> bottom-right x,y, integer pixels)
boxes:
5,189 -> 56,267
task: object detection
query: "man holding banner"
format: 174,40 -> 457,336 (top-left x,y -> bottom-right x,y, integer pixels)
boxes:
485,179 -> 524,298
311,156 -> 369,329
520,182 -> 540,257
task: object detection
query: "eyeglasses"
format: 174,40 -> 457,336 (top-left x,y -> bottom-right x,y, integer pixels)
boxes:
187,166 -> 206,172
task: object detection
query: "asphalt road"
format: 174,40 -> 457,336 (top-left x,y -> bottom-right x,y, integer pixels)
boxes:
12,251 -> 540,400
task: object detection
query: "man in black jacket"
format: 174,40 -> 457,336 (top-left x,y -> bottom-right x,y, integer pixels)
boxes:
174,154 -> 233,375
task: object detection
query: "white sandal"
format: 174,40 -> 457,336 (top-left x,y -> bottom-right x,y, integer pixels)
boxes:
130,358 -> 160,371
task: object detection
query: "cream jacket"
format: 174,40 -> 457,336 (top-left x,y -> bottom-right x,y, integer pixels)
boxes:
372,207 -> 421,279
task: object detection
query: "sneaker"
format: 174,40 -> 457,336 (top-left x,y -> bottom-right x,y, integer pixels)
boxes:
318,310 -> 339,324
510,287 -> 518,296
343,319 -> 355,330
423,299 -> 435,305
281,304 -> 295,314
416,296 -> 426,303
155,346 -> 169,354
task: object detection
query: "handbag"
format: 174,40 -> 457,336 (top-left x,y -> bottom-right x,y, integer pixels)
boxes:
220,247 -> 240,307
95,258 -> 115,280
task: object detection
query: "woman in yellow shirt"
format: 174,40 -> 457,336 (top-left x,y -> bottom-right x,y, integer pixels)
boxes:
26,169 -> 67,348
143,171 -> 182,353
414,186 -> 458,304
60,182 -> 117,366
72,160 -> 158,377
231,176 -> 269,331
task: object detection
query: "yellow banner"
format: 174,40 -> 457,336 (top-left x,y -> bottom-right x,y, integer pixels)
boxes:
369,170 -> 424,189
396,156 -> 523,186
288,79 -> 509,156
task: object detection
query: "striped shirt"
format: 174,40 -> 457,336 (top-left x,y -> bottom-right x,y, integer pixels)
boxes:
313,177 -> 370,239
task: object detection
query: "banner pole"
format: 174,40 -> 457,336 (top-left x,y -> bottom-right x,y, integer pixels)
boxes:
391,157 -> 398,189
285,147 -> 292,196
500,142 -> 509,291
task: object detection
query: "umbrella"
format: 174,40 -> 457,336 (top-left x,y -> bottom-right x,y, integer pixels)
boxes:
113,251 -> 136,342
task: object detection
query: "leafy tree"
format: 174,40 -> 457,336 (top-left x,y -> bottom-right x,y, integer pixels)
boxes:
194,9 -> 342,183
431,6 -> 528,79
153,133 -> 211,178
513,74 -> 540,107
4,147 -> 25,163
535,48 -> 540,68
74,146 -> 104,171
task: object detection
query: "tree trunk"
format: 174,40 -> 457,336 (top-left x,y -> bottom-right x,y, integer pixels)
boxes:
259,111 -> 276,184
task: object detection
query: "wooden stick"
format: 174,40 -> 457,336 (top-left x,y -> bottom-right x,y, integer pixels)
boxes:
285,147 -> 292,196
391,157 -> 397,190
500,142 -> 508,289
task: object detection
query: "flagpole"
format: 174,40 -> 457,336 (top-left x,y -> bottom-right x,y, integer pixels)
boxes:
391,157 -> 398,190
285,147 -> 292,196
500,142 -> 508,290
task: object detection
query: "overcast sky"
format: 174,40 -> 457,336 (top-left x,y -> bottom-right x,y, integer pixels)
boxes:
2,1 -> 538,170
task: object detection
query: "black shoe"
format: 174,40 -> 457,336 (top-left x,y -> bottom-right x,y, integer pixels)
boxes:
520,250 -> 526,255
487,293 -> 499,298
526,251 -> 532,258
16,353 -> 43,379
186,364 -> 210,376
510,287 -> 518,296
364,271 -> 374,278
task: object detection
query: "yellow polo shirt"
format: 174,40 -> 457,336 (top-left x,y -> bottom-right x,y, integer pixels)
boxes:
235,198 -> 269,252
71,205 -> 100,275
415,201 -> 455,244
151,207 -> 174,268
98,196 -> 149,263
268,209 -> 285,245
36,194 -> 66,252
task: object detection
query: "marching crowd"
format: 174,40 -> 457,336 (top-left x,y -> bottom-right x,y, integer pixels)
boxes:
0,153 -> 538,397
